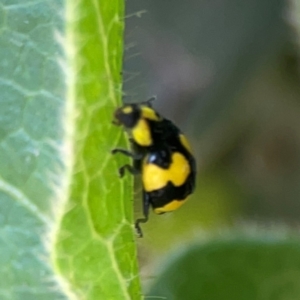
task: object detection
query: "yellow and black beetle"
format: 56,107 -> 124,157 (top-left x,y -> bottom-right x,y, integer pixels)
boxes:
112,98 -> 196,237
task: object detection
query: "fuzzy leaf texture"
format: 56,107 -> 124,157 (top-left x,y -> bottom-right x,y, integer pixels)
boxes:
0,1 -> 141,299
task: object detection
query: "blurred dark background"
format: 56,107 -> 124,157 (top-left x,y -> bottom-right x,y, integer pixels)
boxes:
123,0 -> 300,281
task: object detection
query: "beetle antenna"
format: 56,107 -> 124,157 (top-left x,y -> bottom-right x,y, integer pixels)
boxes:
143,95 -> 156,107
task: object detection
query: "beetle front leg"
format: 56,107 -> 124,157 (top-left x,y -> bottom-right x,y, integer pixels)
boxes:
111,148 -> 134,157
118,164 -> 140,178
111,148 -> 142,177
111,148 -> 142,160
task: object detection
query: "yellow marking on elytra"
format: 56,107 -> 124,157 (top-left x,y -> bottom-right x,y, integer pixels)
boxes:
142,152 -> 190,192
154,199 -> 187,214
122,106 -> 133,114
141,106 -> 161,121
132,119 -> 152,146
179,134 -> 192,154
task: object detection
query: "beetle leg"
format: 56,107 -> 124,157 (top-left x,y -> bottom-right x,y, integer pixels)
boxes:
111,148 -> 142,160
112,148 -> 143,177
118,164 -> 140,178
111,148 -> 134,157
135,192 -> 150,238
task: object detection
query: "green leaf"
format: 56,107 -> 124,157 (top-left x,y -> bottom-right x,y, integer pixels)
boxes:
0,1 -> 66,299
0,0 -> 141,299
148,232 -> 300,300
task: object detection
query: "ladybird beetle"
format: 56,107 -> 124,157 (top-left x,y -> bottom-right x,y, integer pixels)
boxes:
112,98 -> 196,237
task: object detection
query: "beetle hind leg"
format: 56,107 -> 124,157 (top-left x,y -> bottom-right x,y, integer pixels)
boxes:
135,192 -> 150,238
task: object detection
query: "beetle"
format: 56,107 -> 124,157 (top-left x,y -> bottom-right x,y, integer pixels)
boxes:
112,99 -> 196,237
